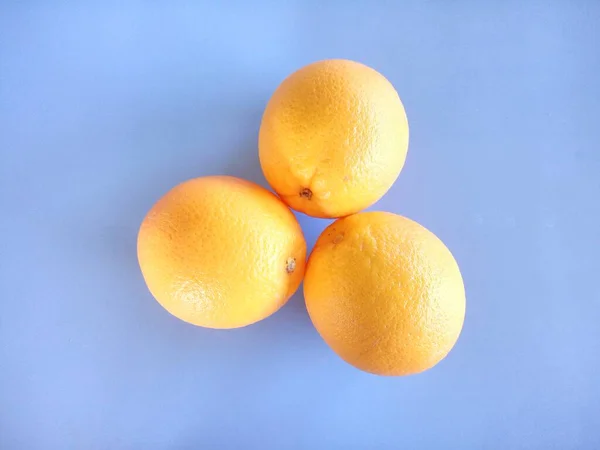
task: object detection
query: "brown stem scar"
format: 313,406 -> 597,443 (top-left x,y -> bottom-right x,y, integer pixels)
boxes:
286,257 -> 296,274
299,188 -> 312,200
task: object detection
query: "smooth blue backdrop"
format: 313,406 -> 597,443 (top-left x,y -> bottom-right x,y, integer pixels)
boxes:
1,2 -> 599,449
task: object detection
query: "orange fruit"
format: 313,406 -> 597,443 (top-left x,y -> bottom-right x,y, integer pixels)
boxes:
137,176 -> 306,329
304,212 -> 465,376
259,59 -> 409,218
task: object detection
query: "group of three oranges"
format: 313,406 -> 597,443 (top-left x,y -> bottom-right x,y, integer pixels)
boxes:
138,59 -> 466,376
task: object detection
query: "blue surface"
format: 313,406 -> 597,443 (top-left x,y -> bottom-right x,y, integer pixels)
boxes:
1,2 -> 600,449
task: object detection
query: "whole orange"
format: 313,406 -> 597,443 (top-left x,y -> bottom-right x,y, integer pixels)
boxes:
304,212 -> 465,375
259,59 -> 409,218
137,176 -> 306,329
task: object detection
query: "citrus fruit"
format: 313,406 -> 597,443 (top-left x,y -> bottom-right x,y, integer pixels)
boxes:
259,59 -> 409,218
304,211 -> 465,375
137,176 -> 306,329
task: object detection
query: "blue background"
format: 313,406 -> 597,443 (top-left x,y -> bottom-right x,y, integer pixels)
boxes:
1,2 -> 599,449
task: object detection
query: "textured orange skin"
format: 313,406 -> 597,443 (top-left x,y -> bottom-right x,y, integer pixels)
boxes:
304,212 -> 465,376
137,176 -> 306,329
259,59 -> 409,218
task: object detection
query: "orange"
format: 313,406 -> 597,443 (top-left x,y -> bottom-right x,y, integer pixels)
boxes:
304,212 -> 465,376
259,59 -> 409,218
137,176 -> 306,329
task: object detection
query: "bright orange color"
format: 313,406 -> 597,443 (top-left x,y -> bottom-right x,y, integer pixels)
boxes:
304,212 -> 465,376
137,176 -> 306,329
259,59 -> 409,218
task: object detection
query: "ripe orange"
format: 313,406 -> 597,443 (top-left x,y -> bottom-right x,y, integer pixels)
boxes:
259,59 -> 409,218
304,212 -> 465,376
137,176 -> 306,329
